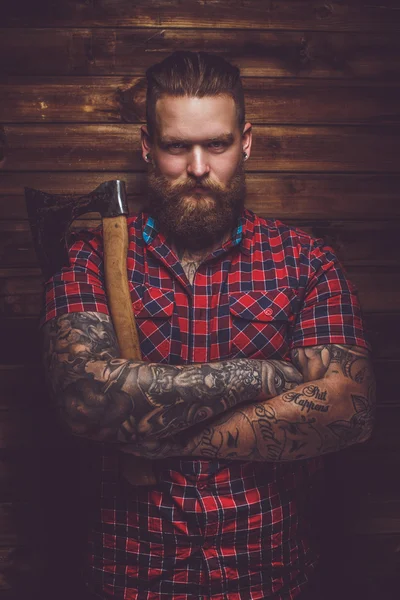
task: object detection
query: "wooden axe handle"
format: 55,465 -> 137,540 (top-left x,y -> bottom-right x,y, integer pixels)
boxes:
103,216 -> 157,486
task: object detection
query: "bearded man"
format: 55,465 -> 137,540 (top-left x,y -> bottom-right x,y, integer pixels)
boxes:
42,51 -> 375,599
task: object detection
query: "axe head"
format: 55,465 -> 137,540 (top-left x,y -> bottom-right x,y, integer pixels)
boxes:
25,180 -> 128,280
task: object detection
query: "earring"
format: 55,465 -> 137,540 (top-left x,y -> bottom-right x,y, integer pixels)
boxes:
243,152 -> 248,161
145,153 -> 151,162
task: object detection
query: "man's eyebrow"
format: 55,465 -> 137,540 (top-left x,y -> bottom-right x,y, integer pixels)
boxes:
159,133 -> 235,144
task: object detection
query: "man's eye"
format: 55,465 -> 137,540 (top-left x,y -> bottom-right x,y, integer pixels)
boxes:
209,142 -> 226,151
167,143 -> 186,151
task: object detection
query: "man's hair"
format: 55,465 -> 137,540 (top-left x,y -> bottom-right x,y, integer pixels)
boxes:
145,51 -> 245,138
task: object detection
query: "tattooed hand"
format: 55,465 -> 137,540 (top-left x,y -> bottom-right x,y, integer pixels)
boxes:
262,360 -> 304,396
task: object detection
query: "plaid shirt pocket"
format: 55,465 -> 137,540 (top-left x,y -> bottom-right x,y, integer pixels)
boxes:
229,289 -> 295,359
132,286 -> 175,362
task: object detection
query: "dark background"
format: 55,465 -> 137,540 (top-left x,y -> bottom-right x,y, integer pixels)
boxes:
0,1 -> 400,598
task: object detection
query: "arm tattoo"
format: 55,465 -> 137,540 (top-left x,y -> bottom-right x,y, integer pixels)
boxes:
169,343 -> 376,462
42,312 -> 303,443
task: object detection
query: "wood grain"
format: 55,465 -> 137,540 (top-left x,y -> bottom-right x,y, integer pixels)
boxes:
0,311 -> 398,364
0,412 -> 33,449
0,0 -> 398,594
1,219 -> 399,268
2,173 -> 399,221
2,29 -> 400,78
347,268 -> 400,313
2,77 -> 400,125
2,124 -> 400,172
0,266 -> 399,312
352,495 -> 400,535
2,1 -> 400,31
322,533 -> 400,582
0,505 -> 16,539
0,404 -> 397,478
0,364 -> 43,408
0,458 -> 14,501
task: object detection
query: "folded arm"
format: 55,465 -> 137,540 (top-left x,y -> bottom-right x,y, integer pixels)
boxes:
126,344 -> 376,461
42,311 -> 303,443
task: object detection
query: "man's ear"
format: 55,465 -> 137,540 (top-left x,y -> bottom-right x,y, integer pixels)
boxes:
242,122 -> 253,159
141,125 -> 153,162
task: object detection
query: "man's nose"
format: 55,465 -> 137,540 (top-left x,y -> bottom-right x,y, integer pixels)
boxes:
187,147 -> 210,179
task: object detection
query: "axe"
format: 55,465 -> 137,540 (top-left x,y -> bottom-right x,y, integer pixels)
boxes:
25,180 -> 157,486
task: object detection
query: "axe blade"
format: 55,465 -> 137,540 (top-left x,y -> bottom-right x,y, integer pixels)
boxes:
25,180 -> 128,280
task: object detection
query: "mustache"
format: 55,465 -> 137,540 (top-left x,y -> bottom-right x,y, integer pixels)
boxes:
159,177 -> 225,198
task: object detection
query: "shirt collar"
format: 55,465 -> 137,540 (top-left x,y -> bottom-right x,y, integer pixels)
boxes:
143,215 -> 158,246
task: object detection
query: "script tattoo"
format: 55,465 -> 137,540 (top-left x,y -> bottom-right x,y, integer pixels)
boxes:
282,384 -> 330,414
170,343 -> 376,462
42,311 -> 304,444
184,403 -> 325,462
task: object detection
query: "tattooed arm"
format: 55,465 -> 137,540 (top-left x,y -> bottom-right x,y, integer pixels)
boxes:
42,311 -> 303,443
127,344 -> 376,461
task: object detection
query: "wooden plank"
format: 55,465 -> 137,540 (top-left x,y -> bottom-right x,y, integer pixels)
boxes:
294,221 -> 400,267
330,447 -> 400,497
2,77 -> 400,125
1,220 -> 398,269
0,172 -> 145,212
0,547 -> 15,571
0,396 -> 397,455
0,328 -> 398,406
0,547 -> 17,594
0,309 -> 398,367
0,267 -> 398,314
1,28 -> 400,78
323,534 -> 400,579
0,459 -> 14,501
0,574 -> 12,592
352,495 -> 400,535
374,361 -> 400,405
0,404 -> 397,499
0,505 -> 16,539
2,1 -> 400,31
0,450 -> 51,503
1,172 -> 399,221
0,365 -> 44,408
0,412 -> 33,449
347,267 -> 400,312
319,526 -> 400,599
367,315 -> 400,361
0,343 -> 398,407
2,124 -> 400,172
360,407 -> 400,454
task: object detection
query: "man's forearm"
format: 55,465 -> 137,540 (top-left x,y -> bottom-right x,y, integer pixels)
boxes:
43,312 -> 303,443
119,344 -> 376,461
178,374 -> 375,461
55,357 -> 302,443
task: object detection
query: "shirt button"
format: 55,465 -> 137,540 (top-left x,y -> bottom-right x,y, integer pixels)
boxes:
133,299 -> 143,311
264,307 -> 273,316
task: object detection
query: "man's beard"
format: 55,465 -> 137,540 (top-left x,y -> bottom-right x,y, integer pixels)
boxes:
147,161 -> 246,251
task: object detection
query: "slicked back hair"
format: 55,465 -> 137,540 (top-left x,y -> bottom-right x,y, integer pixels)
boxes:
145,51 -> 245,139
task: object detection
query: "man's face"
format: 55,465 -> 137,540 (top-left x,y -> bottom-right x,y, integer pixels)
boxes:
142,94 -> 252,250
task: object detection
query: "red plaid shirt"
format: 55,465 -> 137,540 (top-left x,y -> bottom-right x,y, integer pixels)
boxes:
41,209 -> 369,599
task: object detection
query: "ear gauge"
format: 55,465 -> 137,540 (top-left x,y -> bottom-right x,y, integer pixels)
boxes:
243,152 -> 248,161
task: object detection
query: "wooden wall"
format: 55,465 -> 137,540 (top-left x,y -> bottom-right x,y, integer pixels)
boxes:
1,1 -> 400,598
